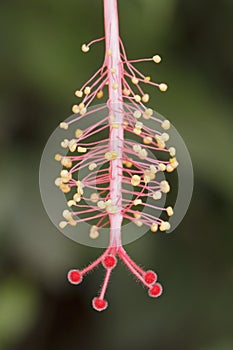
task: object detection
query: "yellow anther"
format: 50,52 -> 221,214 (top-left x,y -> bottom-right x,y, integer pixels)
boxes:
155,135 -> 165,149
69,140 -> 77,152
131,77 -> 139,85
75,90 -> 83,98
131,175 -> 141,186
105,199 -> 112,207
75,129 -> 83,138
67,200 -> 76,207
160,221 -> 171,231
84,86 -> 91,95
145,76 -> 151,82
133,128 -> 141,135
166,206 -> 174,216
54,154 -> 62,161
126,159 -> 133,168
89,163 -> 97,171
139,148 -> 148,159
105,152 -> 112,160
158,163 -> 166,171
97,200 -> 106,209
134,220 -> 143,227
143,136 -> 152,145
63,209 -> 72,220
69,218 -> 77,227
112,83 -> 118,90
143,108 -> 153,119
143,174 -> 151,184
145,108 -> 153,116
142,94 -> 150,103
134,95 -> 141,103
169,147 -> 176,157
89,226 -> 99,239
135,121 -> 143,129
97,90 -> 104,99
60,157 -> 69,166
81,44 -> 90,52
110,68 -> 116,73
61,157 -> 72,168
134,211 -> 141,219
59,184 -> 71,193
152,55 -> 162,63
161,132 -> 170,142
153,191 -> 162,200
72,105 -> 80,114
111,151 -> 118,160
171,160 -> 179,169
166,164 -> 174,172
145,168 -> 156,180
75,182 -> 82,193
150,165 -> 157,174
161,119 -> 170,130
68,139 -> 76,148
133,110 -> 142,119
60,122 -> 68,130
123,88 -> 131,96
170,157 -> 177,164
167,159 -> 179,172
76,181 -> 84,196
150,222 -> 158,232
55,177 -> 63,187
59,221 -> 68,229
107,49 -> 112,56
80,107 -> 87,115
123,121 -> 129,128
133,144 -> 141,153
61,139 -> 69,148
60,169 -> 69,178
111,123 -> 119,129
76,180 -> 84,188
133,199 -> 142,206
73,193 -> 81,202
107,205 -> 117,214
61,176 -> 70,184
90,231 -> 99,239
78,103 -> 85,110
90,193 -> 99,203
104,151 -> 117,160
160,180 -> 170,193
77,146 -> 87,153
159,83 -> 168,92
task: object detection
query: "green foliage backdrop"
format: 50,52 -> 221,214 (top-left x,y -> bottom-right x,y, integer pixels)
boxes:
0,0 -> 232,349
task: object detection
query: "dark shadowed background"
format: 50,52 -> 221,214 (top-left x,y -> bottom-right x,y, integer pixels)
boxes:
0,0 -> 233,349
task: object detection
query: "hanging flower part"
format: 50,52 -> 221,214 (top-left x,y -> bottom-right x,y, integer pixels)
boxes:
55,0 -> 178,312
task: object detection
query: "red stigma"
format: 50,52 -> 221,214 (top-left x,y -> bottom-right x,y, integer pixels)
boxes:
102,255 -> 117,269
92,297 -> 108,311
148,283 -> 163,298
67,270 -> 83,285
144,270 -> 157,285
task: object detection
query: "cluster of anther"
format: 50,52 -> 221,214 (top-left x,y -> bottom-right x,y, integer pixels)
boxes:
54,35 -> 178,310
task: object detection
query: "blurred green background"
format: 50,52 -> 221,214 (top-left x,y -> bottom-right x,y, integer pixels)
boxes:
0,0 -> 233,349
